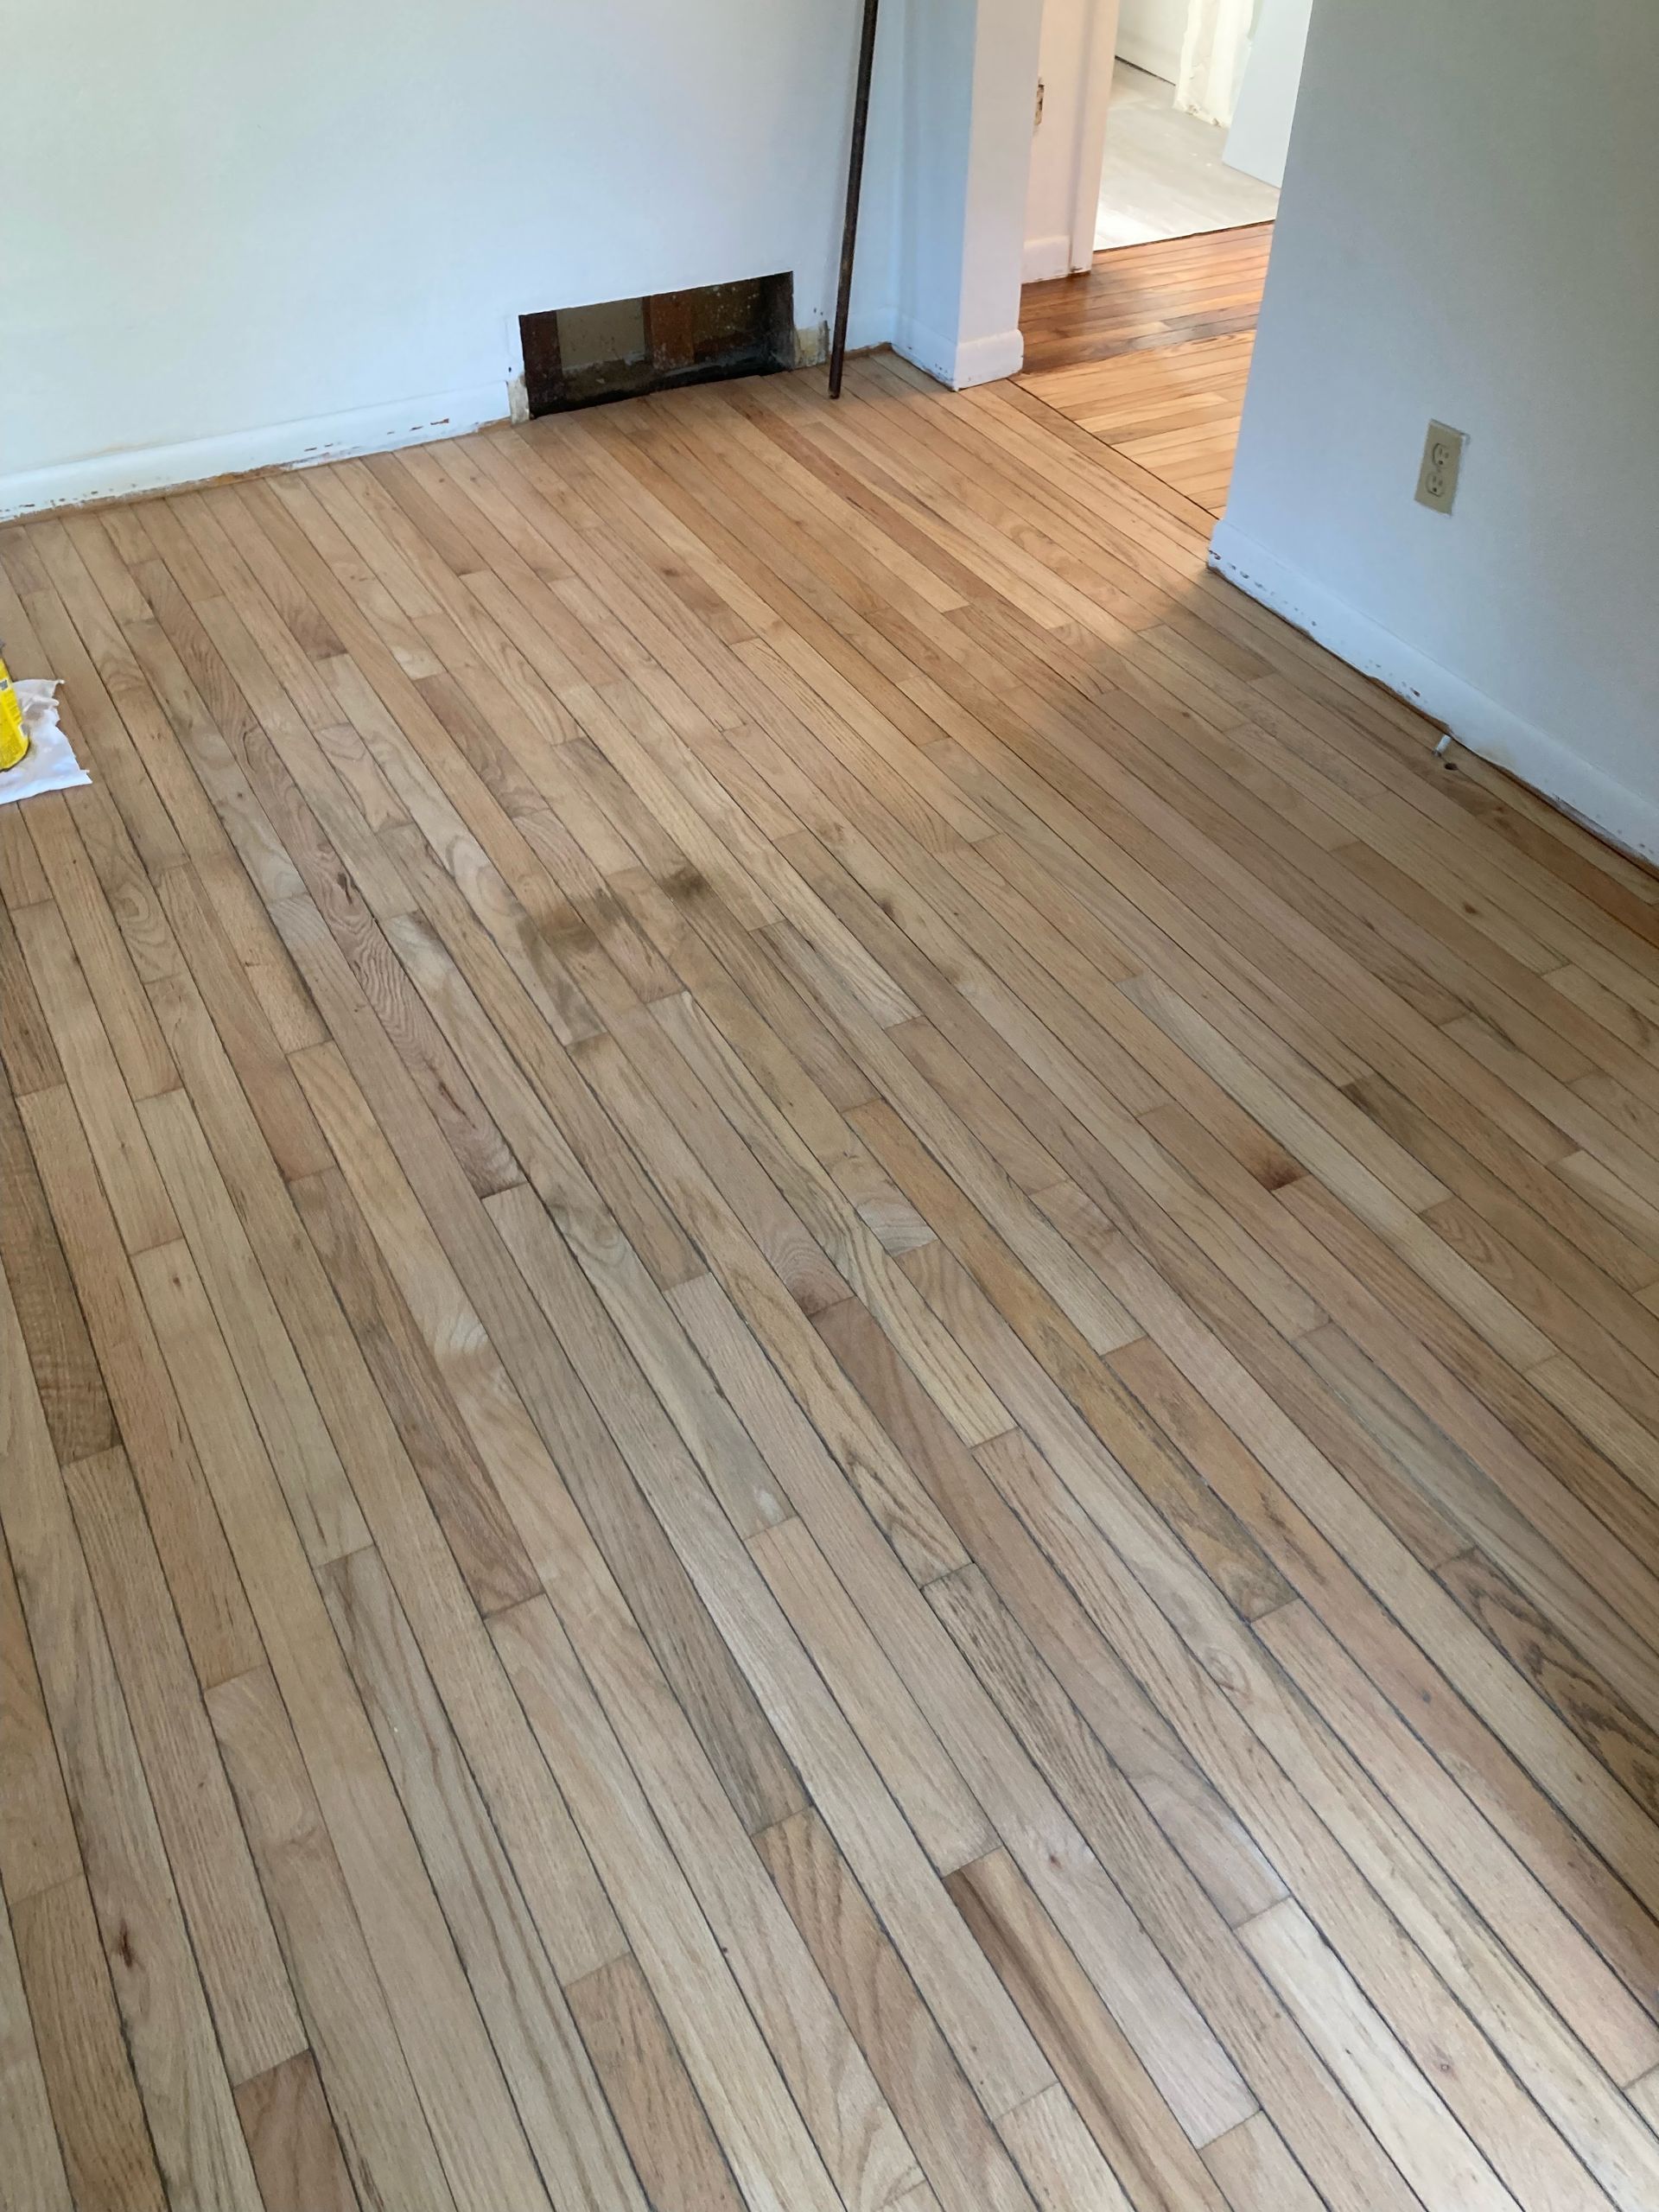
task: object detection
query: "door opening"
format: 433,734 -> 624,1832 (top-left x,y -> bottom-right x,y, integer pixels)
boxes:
1014,0 -> 1310,521
1095,0 -> 1304,251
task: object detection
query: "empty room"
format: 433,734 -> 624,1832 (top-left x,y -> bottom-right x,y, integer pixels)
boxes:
4,3 -> 1659,2211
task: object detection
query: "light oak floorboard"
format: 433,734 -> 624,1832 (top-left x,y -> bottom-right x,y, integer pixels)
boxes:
4,328 -> 1659,2212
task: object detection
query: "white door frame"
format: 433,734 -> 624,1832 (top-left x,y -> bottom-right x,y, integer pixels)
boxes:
1068,0 -> 1122,270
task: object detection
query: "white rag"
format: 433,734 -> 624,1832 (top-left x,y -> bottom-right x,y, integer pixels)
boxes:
0,680 -> 89,806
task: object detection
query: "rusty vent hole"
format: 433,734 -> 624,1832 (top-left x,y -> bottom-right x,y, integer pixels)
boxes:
520,271 -> 795,416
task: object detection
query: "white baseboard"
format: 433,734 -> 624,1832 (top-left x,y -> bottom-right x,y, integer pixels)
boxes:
893,318 -> 1025,391
1210,519 -> 1659,870
844,305 -> 896,358
0,381 -> 510,522
1022,232 -> 1072,283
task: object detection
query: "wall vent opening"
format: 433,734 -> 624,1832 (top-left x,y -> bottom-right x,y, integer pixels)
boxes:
519,271 -> 794,416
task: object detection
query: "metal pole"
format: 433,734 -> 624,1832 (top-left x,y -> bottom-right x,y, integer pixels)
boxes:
829,0 -> 881,398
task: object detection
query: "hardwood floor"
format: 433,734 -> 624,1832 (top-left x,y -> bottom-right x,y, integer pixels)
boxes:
1020,226 -> 1272,512
3,348 -> 1659,2212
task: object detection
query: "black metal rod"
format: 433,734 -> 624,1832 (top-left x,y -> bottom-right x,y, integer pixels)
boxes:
829,0 -> 881,398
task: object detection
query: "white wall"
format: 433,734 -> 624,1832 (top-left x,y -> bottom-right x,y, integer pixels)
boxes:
780,0 -> 1043,393
1116,0 -> 1187,82
1217,0 -> 1659,863
1223,0 -> 1310,184
3,0 -> 909,517
1023,0 -> 1119,281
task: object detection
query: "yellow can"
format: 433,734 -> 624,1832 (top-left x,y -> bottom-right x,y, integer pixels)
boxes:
0,650 -> 28,772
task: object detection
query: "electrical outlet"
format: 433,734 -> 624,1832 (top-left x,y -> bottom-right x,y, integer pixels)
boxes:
1415,422 -> 1467,515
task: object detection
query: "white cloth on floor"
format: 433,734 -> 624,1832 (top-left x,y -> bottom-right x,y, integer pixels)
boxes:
0,680 -> 89,805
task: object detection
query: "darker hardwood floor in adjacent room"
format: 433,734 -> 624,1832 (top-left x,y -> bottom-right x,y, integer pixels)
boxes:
1020,224 -> 1272,513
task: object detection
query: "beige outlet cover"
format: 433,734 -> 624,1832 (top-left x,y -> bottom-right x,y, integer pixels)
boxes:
1415,422 -> 1467,515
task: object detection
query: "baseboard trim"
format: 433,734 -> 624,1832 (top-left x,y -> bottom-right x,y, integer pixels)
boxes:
1210,520 -> 1659,870
0,381 -> 511,521
893,319 -> 1025,391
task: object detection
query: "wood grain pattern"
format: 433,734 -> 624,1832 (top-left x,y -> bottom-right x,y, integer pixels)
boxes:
1018,227 -> 1270,510
60,1446 -> 303,2087
4,323 -> 1659,2212
10,1875 -> 167,2212
1203,2113 -> 1326,2212
567,1955 -> 744,2212
946,1849 -> 1235,2212
0,1878 -> 74,2212
315,1546 -> 642,2210
757,1807 -> 1029,2212
0,1267 -> 261,2211
207,1664 -> 455,2212
0,1069 -> 117,1465
232,2053 -> 359,2212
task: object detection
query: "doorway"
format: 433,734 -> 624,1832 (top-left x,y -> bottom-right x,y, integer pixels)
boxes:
1095,57 -> 1277,251
1014,0 -> 1309,518
1097,0 -> 1306,250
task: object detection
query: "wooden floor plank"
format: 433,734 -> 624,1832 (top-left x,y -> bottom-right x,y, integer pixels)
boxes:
132,1240 -> 555,2212
207,1665 -> 457,2212
1017,231 -> 1271,509
316,1546 -> 644,2211
566,1955 -> 745,2212
0,1267 -> 261,2210
60,1445 -> 304,2088
491,1596 -> 856,2212
10,1874 -> 168,2212
232,2051 -> 359,2212
1239,1899 -> 1521,2212
0,1881 -> 74,2212
6,297 -> 1659,2212
756,1806 -> 1036,2212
